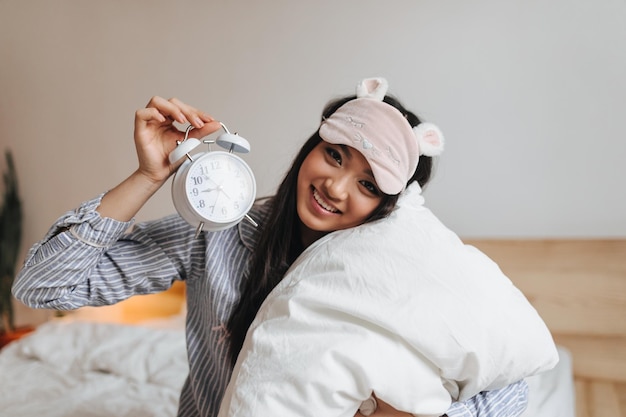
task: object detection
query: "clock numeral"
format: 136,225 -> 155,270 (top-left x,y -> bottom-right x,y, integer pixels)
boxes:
192,176 -> 204,186
197,201 -> 216,214
210,161 -> 222,170
200,165 -> 209,176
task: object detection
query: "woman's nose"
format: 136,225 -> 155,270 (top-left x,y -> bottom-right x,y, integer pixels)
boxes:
324,176 -> 349,200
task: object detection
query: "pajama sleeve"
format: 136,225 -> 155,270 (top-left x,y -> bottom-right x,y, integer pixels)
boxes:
445,380 -> 529,417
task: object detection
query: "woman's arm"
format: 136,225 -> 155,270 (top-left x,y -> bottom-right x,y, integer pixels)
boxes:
356,380 -> 529,417
12,96 -> 221,308
443,380 -> 529,417
11,204 -> 196,309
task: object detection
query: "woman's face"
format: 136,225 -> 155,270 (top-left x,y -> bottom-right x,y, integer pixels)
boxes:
297,141 -> 384,247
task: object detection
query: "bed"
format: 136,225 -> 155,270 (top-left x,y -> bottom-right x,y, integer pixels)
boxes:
1,239 -> 623,417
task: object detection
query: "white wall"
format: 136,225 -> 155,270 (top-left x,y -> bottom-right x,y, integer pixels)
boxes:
2,0 -> 625,263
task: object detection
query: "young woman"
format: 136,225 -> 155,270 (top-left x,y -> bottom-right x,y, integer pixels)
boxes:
13,79 -> 529,417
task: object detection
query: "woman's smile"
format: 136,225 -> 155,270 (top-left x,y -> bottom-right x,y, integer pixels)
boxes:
311,186 -> 340,214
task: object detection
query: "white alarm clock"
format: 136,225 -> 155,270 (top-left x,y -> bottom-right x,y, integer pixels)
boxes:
169,123 -> 257,236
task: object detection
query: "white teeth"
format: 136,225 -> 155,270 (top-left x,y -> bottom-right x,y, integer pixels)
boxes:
313,189 -> 338,213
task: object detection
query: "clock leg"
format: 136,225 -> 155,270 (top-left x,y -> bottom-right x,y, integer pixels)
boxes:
244,214 -> 258,227
194,222 -> 205,238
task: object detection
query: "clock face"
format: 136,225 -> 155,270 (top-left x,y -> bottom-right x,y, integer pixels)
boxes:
183,151 -> 256,225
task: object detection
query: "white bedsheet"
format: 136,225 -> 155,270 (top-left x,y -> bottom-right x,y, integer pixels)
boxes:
0,319 -> 187,417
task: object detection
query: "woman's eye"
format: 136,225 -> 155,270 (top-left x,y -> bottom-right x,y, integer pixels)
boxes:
326,147 -> 342,165
360,180 -> 380,196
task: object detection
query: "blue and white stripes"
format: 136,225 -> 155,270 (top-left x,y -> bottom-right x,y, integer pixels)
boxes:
445,380 -> 529,417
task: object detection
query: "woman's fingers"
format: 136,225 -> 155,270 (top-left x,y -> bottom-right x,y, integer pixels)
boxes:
135,106 -> 167,125
367,396 -> 412,417
134,96 -> 224,153
144,96 -> 189,125
140,96 -> 222,136
169,97 -> 214,128
190,119 -> 224,139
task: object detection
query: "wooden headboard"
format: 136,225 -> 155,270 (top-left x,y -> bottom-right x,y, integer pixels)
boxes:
465,239 -> 626,416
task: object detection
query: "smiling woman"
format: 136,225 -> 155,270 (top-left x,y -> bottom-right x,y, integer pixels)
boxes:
12,78 -> 549,417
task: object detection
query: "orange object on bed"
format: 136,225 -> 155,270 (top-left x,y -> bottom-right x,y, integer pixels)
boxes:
69,280 -> 187,324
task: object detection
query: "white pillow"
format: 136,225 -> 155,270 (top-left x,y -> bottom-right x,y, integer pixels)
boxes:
219,184 -> 558,417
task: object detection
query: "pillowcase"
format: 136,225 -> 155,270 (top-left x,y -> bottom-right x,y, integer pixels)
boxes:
219,183 -> 559,417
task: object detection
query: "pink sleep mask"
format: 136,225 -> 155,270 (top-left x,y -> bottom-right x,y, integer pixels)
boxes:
319,78 -> 444,195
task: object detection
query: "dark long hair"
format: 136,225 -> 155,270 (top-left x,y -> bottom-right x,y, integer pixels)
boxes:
226,94 -> 434,365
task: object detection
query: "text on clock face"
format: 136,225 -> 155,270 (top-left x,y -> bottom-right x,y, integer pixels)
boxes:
184,153 -> 255,222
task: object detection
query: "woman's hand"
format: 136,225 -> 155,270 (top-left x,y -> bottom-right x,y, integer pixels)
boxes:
133,96 -> 222,184
97,96 -> 222,221
354,396 -> 413,417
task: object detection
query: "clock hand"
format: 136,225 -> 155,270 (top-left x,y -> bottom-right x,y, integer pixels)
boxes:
202,175 -> 231,200
201,184 -> 231,204
203,175 -> 220,187
216,184 -> 231,200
